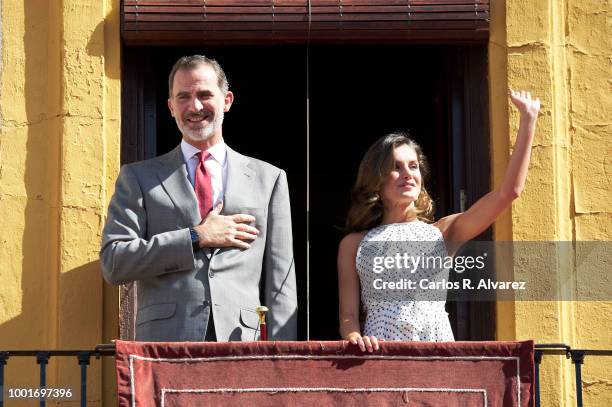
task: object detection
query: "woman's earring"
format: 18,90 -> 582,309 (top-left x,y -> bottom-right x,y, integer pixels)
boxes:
370,192 -> 381,205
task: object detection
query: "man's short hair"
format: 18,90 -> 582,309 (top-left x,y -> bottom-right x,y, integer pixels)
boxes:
168,55 -> 229,97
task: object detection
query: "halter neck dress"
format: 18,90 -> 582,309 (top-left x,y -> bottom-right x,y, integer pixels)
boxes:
356,221 -> 455,341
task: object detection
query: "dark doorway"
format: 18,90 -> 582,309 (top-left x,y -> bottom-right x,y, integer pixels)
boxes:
121,44 -> 494,342
309,45 -> 451,339
308,45 -> 493,340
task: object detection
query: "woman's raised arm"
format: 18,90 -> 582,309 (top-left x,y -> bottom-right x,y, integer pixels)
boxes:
436,90 -> 541,243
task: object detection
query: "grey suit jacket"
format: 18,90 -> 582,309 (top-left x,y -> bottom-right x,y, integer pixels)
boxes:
100,144 -> 297,341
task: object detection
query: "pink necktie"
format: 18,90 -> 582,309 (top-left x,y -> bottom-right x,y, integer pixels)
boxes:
194,151 -> 213,219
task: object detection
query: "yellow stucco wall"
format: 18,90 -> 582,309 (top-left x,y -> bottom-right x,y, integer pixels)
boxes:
490,0 -> 611,405
0,0 -> 120,405
0,0 -> 609,406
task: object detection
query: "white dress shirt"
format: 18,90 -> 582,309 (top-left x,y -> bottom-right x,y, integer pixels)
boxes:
181,139 -> 227,208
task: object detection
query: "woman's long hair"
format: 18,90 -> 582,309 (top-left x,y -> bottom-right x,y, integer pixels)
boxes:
345,131 -> 435,233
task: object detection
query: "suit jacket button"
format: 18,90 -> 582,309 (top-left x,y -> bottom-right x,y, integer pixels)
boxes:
208,270 -> 214,278
203,300 -> 210,306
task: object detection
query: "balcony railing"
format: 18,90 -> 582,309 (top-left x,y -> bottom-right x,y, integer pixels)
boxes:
0,343 -> 610,406
0,345 -> 114,407
535,344 -> 612,407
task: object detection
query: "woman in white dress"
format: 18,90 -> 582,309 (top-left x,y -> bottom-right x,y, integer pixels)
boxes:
338,90 -> 541,351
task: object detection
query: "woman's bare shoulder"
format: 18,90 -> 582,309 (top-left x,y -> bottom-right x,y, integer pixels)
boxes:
339,231 -> 369,253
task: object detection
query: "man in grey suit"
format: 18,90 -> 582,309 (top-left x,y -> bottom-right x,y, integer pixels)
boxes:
101,55 -> 297,342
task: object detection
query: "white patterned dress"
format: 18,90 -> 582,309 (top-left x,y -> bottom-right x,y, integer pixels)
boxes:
356,221 -> 455,341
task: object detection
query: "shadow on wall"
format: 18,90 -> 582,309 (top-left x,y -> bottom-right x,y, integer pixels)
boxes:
0,2 -> 121,404
86,13 -> 120,80
0,1 -> 120,348
0,262 -> 107,404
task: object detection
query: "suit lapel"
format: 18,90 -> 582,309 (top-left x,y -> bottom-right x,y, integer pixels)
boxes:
157,145 -> 201,227
222,146 -> 256,214
213,146 -> 256,256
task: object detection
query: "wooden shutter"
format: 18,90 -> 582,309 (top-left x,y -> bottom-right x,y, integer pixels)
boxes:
122,0 -> 489,45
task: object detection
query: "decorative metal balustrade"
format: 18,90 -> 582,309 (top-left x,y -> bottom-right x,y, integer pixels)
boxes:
0,345 -> 114,407
534,344 -> 612,407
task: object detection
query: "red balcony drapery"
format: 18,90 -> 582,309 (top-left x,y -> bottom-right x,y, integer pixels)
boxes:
115,340 -> 534,406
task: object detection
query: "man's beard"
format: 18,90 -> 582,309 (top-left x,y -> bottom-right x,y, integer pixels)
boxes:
179,110 -> 224,142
